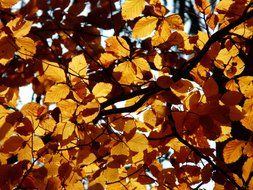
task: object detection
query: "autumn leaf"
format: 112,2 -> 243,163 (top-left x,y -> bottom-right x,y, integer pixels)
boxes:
43,61 -> 66,82
68,54 -> 87,79
165,14 -> 184,30
223,140 -> 246,164
121,0 -> 145,20
105,36 -> 130,58
55,121 -> 75,140
195,0 -> 211,14
92,82 -> 112,103
127,133 -> 149,152
0,0 -> 19,8
7,17 -> 33,38
16,37 -> 36,59
132,16 -> 158,39
44,83 -> 70,103
242,157 -> 253,181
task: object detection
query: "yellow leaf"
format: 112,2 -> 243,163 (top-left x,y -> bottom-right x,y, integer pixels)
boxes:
127,133 -> 148,152
92,82 -> 112,103
111,142 -> 129,156
152,20 -> 171,46
241,114 -> 253,132
16,37 -> 36,59
121,0 -> 145,20
99,53 -> 117,68
238,76 -> 253,98
43,60 -> 66,82
165,14 -> 184,30
113,57 -> 150,85
0,0 -> 18,8
55,121 -> 75,140
18,145 -> 33,161
103,168 -> 119,183
153,53 -> 163,70
132,16 -> 158,39
21,102 -> 47,117
242,157 -> 253,181
105,36 -> 130,58
7,17 -> 33,38
68,54 -> 87,79
57,99 -> 77,121
113,61 -> 135,85
45,84 -> 70,103
143,110 -> 157,127
32,136 -> 44,151
76,100 -> 100,124
223,140 -> 246,164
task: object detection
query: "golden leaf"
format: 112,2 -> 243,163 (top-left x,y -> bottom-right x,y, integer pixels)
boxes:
132,16 -> 158,39
68,54 -> 87,79
43,60 -> 66,82
165,14 -> 184,30
7,17 -> 33,38
143,110 -> 157,127
16,37 -> 36,59
113,57 -> 150,85
238,76 -> 253,98
32,136 -> 44,151
45,84 -> 70,103
55,121 -> 75,140
105,36 -> 130,58
99,53 -> 117,68
223,140 -> 246,164
121,0 -> 145,20
76,100 -> 100,124
103,168 -> 119,183
111,142 -> 129,156
57,99 -> 77,121
0,0 -> 19,8
242,157 -> 253,181
127,133 -> 148,152
152,20 -> 171,46
92,82 -> 112,103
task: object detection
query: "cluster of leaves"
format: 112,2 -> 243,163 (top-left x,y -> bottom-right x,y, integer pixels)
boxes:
0,0 -> 253,189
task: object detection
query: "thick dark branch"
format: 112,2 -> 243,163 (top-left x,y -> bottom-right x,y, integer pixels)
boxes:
169,114 -> 244,190
101,83 -> 161,109
97,8 -> 253,120
172,9 -> 253,81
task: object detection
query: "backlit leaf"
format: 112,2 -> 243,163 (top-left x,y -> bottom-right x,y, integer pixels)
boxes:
7,17 -> 33,38
43,61 -> 66,82
105,36 -> 130,58
132,16 -> 158,39
68,54 -> 87,79
242,157 -> 253,181
121,0 -> 145,20
127,133 -> 148,152
45,84 -> 70,103
16,37 -> 36,59
223,140 -> 246,164
92,82 -> 112,103
0,0 -> 19,8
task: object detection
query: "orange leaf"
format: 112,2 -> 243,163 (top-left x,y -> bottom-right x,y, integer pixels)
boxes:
223,140 -> 246,164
